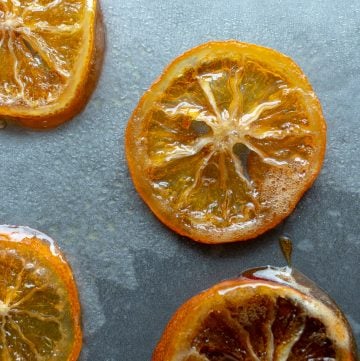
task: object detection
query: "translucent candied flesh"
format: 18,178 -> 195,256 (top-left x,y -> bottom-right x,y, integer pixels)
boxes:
190,295 -> 336,361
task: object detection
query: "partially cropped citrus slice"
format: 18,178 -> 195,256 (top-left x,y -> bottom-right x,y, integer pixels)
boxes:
0,0 -> 103,129
0,225 -> 82,360
126,41 -> 326,243
153,266 -> 357,361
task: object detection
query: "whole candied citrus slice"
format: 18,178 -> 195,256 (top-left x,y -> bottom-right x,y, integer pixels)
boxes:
0,0 -> 103,129
126,41 -> 326,243
0,225 -> 82,360
153,266 -> 357,361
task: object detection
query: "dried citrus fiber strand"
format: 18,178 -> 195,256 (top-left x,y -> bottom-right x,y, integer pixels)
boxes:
0,0 -> 104,129
126,41 -> 326,243
153,266 -> 357,361
0,225 -> 82,360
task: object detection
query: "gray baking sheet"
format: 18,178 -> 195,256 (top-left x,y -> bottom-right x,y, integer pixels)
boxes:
0,0 -> 359,359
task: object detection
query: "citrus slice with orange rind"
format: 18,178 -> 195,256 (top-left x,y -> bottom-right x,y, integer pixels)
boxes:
126,41 -> 326,243
0,0 -> 103,129
153,266 -> 357,361
0,225 -> 82,360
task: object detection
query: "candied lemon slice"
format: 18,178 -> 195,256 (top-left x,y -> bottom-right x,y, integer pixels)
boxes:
0,0 -> 102,128
126,41 -> 326,243
0,225 -> 82,360
153,267 -> 357,361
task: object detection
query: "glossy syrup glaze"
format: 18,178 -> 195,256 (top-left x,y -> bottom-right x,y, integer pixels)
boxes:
0,224 -> 63,259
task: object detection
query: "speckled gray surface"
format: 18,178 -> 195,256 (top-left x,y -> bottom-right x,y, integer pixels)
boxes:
0,0 -> 359,360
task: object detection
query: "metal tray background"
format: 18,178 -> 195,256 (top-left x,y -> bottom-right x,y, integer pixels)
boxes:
0,0 -> 359,359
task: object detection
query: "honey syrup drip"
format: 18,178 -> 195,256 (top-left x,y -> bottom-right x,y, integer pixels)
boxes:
279,235 -> 293,266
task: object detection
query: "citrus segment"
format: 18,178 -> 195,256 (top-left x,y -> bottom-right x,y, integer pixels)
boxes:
126,41 -> 326,243
153,267 -> 357,361
0,225 -> 82,360
0,0 -> 102,128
